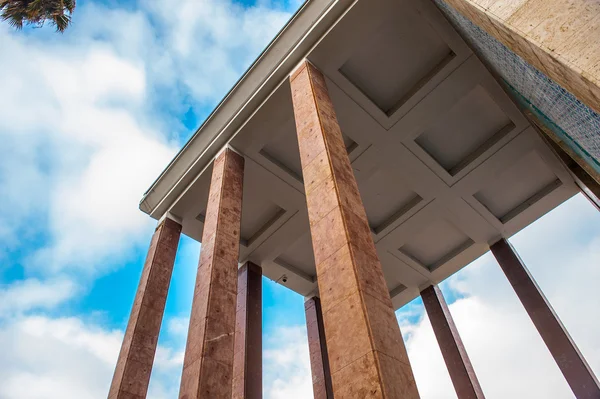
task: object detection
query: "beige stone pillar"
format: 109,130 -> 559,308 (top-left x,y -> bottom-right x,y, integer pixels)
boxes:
108,217 -> 181,399
290,60 -> 420,398
439,0 -> 600,115
178,147 -> 244,399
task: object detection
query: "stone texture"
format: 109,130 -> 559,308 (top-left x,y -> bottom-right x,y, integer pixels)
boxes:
305,297 -> 333,399
421,285 -> 485,399
487,0 -> 528,20
108,218 -> 182,399
509,0 -> 600,51
179,148 -> 244,399
440,0 -> 600,114
330,352 -> 383,399
290,61 -> 420,398
231,262 -> 262,399
491,238 -> 600,398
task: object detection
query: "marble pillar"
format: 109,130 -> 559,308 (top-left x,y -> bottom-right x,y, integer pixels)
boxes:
305,296 -> 333,399
108,217 -> 181,399
232,262 -> 262,399
491,238 -> 600,399
421,285 -> 484,399
179,148 -> 244,399
290,60 -> 420,398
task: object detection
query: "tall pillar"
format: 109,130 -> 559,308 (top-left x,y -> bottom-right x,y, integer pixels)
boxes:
290,60 -> 420,398
491,238 -> 600,399
438,0 -> 600,117
305,296 -> 333,399
108,217 -> 182,399
179,147 -> 244,399
421,285 -> 485,399
232,262 -> 262,399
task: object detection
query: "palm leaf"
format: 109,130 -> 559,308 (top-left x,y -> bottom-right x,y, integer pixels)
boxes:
0,0 -> 75,32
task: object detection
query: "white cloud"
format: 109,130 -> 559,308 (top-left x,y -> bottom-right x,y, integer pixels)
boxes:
2,194 -> 598,399
0,278 -> 78,316
0,315 -> 122,399
166,316 -> 190,337
0,0 -> 293,277
0,314 -> 185,399
0,25 -> 177,275
3,0 -> 599,397
142,0 -> 292,103
264,325 -> 313,399
402,194 -> 600,398
0,1 -> 298,398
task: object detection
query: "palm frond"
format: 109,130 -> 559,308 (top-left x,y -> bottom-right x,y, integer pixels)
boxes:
0,0 -> 75,32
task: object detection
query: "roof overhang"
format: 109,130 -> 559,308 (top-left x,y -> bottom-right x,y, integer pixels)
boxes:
140,0 -> 357,218
140,0 -> 578,308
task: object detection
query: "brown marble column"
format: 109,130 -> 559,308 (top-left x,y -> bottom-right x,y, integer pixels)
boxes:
421,285 -> 485,399
305,296 -> 333,399
179,147 -> 244,399
108,217 -> 182,399
232,262 -> 262,399
290,60 -> 420,398
491,238 -> 600,399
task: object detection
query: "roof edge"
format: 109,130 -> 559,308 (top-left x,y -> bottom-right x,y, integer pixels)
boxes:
140,0 -> 355,219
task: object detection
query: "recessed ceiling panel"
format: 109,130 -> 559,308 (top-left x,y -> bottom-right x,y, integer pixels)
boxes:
415,86 -> 513,174
260,119 -> 303,180
358,168 -> 421,233
240,199 -> 285,246
260,123 -> 357,181
399,219 -> 471,271
276,233 -> 316,277
339,7 -> 453,115
165,0 -> 577,312
474,151 -> 560,222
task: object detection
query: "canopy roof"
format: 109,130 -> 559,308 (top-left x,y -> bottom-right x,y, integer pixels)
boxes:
141,0 -> 576,307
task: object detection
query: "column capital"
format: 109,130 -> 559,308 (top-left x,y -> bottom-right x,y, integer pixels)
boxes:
158,211 -> 183,226
215,144 -> 244,160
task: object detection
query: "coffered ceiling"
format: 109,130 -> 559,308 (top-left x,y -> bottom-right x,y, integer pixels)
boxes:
166,0 -> 576,308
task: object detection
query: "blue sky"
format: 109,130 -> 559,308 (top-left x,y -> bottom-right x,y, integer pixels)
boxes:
0,0 -> 599,398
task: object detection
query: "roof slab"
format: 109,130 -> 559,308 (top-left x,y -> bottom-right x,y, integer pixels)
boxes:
142,0 -> 577,308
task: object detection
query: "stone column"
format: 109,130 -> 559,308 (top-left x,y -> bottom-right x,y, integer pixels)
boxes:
438,0 -> 600,116
108,217 -> 182,399
421,285 -> 485,399
305,296 -> 333,399
491,238 -> 600,399
290,60 -> 420,398
179,147 -> 244,399
232,262 -> 262,399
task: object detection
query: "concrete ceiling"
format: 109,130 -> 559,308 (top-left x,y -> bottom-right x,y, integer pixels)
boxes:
166,0 -> 577,308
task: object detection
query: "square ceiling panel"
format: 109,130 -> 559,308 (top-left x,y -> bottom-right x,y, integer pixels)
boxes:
399,219 -> 473,272
275,232 -> 316,277
415,85 -> 514,175
474,151 -> 561,223
358,168 -> 422,234
339,6 -> 454,115
260,119 -> 303,181
260,121 -> 357,183
240,199 -> 285,247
